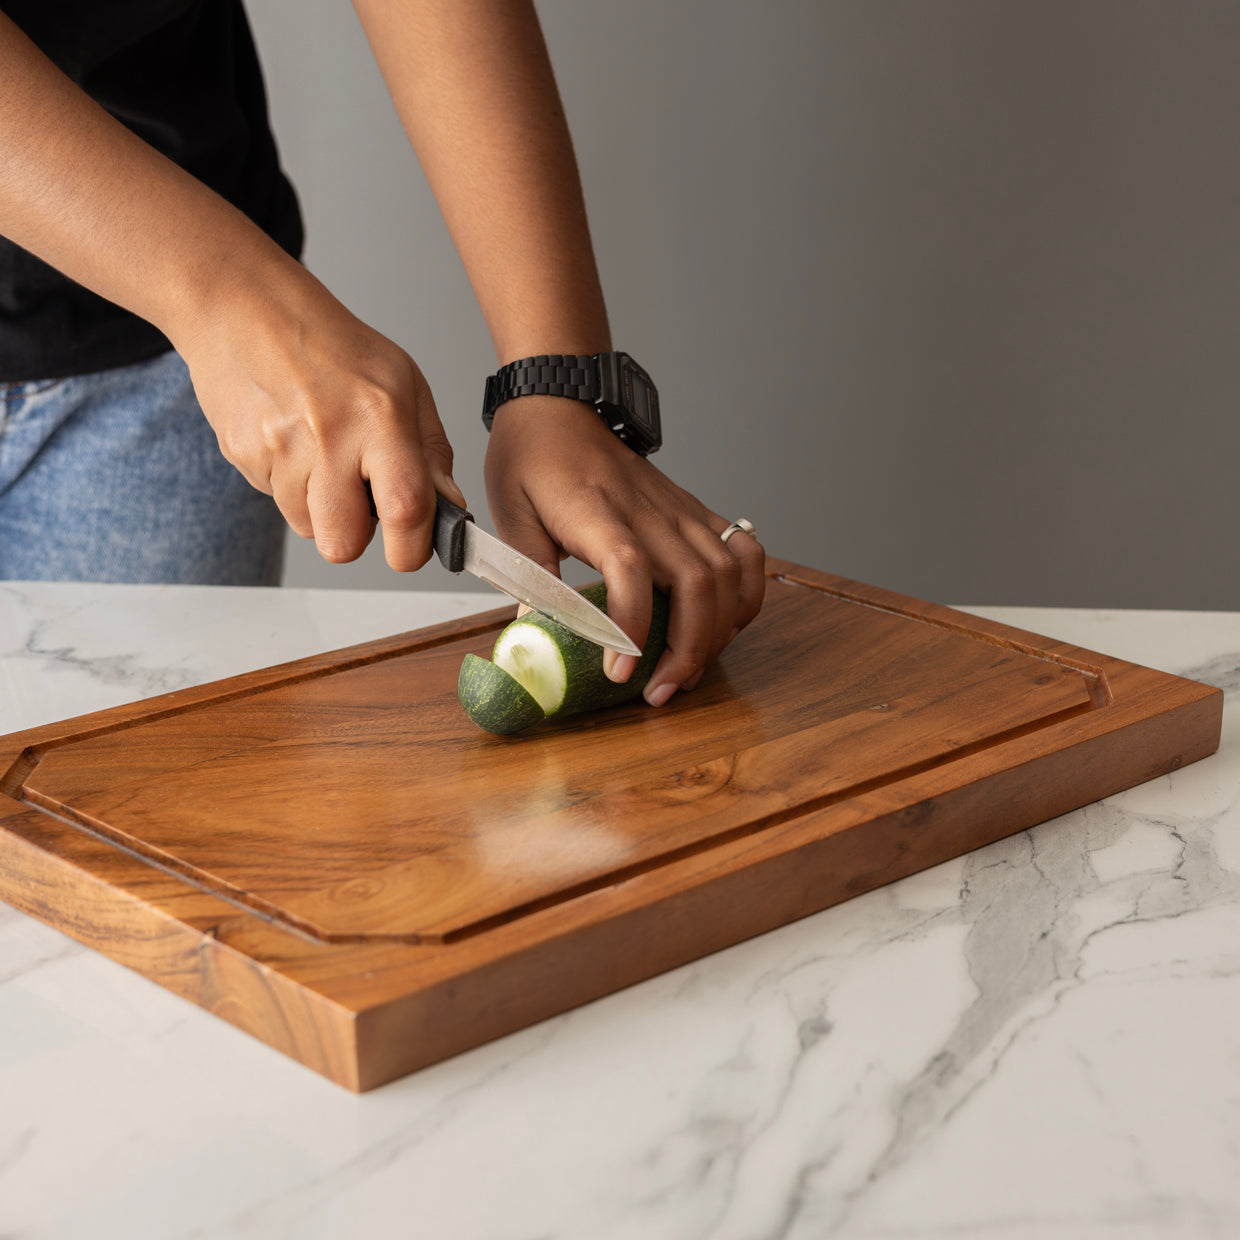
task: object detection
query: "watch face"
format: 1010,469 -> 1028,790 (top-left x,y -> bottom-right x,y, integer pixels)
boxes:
624,370 -> 657,434
616,355 -> 661,453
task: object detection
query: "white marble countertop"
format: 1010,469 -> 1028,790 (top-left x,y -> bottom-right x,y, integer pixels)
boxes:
1,582 -> 1237,1240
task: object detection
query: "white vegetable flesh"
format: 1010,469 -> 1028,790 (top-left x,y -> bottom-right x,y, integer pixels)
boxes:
492,625 -> 567,715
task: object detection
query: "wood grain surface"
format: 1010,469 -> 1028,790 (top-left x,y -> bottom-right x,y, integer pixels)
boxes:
0,561 -> 1223,1089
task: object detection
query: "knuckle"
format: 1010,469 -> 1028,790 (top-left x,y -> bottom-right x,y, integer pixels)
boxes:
351,378 -> 401,426
709,547 -> 744,584
738,536 -> 766,565
602,539 -> 652,579
214,425 -> 256,469
258,395 -> 309,454
676,557 -> 716,600
674,645 -> 711,679
376,486 -> 434,533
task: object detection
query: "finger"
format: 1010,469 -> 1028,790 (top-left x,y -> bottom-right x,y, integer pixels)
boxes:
724,522 -> 767,633
682,519 -> 745,664
640,535 -> 720,707
676,521 -> 765,692
705,516 -> 766,637
366,453 -> 437,571
359,366 -> 460,571
268,465 -> 314,542
304,460 -> 376,563
578,522 -> 655,685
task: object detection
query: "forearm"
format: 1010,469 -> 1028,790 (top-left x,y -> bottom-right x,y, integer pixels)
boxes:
350,0 -> 611,363
0,11 -> 465,571
0,11 -> 301,353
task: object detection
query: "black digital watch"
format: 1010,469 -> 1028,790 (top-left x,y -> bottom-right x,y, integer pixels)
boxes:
481,352 -> 662,456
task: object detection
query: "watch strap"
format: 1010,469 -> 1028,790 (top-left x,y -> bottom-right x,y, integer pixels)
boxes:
481,354 -> 598,430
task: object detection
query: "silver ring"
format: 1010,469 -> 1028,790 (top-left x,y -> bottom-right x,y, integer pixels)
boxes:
720,518 -> 756,544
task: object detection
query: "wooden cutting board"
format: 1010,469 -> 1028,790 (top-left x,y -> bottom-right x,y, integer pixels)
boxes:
0,561 -> 1222,1090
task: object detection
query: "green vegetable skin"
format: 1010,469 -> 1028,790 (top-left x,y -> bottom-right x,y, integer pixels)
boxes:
458,583 -> 670,735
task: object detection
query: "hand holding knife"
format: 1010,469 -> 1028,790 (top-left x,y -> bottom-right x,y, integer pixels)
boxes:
399,493 -> 642,657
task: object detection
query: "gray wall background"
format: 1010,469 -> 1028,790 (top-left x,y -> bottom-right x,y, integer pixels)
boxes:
248,1 -> 1240,610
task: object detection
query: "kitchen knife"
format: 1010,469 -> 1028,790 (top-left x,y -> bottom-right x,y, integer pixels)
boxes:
430,494 -> 642,657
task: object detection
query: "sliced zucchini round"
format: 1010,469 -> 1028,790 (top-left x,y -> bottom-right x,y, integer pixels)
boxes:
457,653 -> 547,735
493,624 -> 568,715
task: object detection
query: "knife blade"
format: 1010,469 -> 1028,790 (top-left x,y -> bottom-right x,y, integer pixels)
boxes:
430,494 -> 642,656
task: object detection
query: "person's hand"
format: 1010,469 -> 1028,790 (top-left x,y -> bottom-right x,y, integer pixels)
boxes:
176,261 -> 466,570
484,395 -> 765,706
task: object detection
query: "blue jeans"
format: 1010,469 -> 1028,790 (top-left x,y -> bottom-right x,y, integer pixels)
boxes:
0,350 -> 284,584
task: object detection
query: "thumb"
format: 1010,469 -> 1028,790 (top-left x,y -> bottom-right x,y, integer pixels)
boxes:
432,466 -> 468,513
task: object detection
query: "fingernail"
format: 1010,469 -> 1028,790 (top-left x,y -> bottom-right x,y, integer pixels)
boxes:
644,681 -> 676,708
606,653 -> 638,683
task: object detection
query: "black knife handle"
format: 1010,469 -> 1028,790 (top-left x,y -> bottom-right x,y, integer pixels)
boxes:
364,486 -> 473,573
432,493 -> 474,573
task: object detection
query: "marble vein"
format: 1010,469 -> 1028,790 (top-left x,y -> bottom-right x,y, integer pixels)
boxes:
18,614 -> 195,702
0,938 -> 80,988
682,776 -> 1240,1238
831,802 -> 1239,1235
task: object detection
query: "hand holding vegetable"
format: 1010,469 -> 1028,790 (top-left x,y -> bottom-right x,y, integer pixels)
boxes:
484,394 -> 766,708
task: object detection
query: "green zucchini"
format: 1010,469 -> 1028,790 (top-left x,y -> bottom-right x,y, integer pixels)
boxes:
458,583 -> 670,735
457,653 -> 548,735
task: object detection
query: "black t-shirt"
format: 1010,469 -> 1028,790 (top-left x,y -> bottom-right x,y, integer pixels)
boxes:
0,0 -> 303,381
